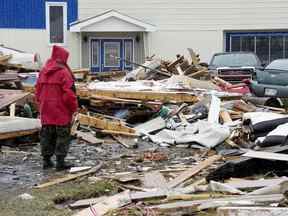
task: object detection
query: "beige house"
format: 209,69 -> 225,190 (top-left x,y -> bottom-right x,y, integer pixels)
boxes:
1,0 -> 288,71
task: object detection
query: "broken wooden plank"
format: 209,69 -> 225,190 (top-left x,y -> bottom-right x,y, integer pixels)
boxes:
130,189 -> 168,201
0,89 -> 30,110
112,135 -> 137,148
73,190 -> 131,216
69,167 -> 92,174
35,162 -> 103,189
220,111 -> 232,123
226,177 -> 288,190
217,207 -> 288,216
69,197 -> 106,209
243,150 -> 288,162
151,194 -> 284,212
89,89 -> 199,103
0,116 -> 41,140
135,116 -> 166,134
91,95 -> 162,106
166,155 -> 222,189
78,114 -> 136,135
75,131 -> 104,144
143,171 -> 167,189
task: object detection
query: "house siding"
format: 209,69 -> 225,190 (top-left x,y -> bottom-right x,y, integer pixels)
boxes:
78,0 -> 288,62
0,0 -> 78,29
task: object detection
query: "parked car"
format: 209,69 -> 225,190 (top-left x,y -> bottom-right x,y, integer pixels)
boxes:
246,59 -> 288,99
0,45 -> 41,70
209,52 -> 263,83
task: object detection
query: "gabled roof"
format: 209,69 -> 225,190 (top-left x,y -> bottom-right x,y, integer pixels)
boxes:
70,9 -> 156,32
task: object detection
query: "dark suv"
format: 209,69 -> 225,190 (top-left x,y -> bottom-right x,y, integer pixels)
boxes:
209,52 -> 262,83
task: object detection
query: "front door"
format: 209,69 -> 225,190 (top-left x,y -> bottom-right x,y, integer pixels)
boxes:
90,38 -> 133,72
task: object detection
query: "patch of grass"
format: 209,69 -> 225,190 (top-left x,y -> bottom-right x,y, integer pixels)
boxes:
0,180 -> 118,216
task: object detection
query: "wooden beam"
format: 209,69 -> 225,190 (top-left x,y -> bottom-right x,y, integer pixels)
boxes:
89,89 -> 199,103
35,162 -> 103,189
220,111 -> 233,123
166,155 -> 222,189
73,190 -> 131,216
0,129 -> 39,140
78,114 -> 136,135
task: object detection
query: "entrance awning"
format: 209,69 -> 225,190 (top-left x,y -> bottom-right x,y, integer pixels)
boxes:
70,9 -> 156,32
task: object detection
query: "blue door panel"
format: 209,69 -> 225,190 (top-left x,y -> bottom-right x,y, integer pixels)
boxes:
90,38 -> 134,73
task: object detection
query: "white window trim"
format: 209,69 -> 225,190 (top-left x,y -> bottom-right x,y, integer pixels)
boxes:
46,2 -> 67,46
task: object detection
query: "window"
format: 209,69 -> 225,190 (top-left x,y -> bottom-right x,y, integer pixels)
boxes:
227,32 -> 288,64
91,40 -> 100,66
46,2 -> 67,45
124,40 -> 133,67
103,42 -> 121,67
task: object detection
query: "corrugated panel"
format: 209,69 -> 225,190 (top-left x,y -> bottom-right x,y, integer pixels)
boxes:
0,0 -> 78,29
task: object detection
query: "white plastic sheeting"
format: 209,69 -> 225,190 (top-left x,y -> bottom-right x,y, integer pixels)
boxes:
148,120 -> 230,148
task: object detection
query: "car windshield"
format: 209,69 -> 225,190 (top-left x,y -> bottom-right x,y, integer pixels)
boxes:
211,53 -> 259,67
265,59 -> 288,71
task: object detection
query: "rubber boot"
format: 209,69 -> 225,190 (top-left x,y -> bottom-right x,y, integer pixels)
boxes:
43,156 -> 54,169
56,156 -> 73,171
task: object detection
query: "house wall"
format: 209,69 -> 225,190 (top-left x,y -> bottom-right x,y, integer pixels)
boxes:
81,32 -> 145,68
78,0 -> 288,62
0,29 -> 80,68
0,0 -> 79,68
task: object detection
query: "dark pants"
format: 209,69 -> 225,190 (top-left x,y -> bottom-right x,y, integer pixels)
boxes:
40,125 -> 71,158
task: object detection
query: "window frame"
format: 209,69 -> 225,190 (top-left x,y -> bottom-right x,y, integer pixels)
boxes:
46,2 -> 67,46
226,31 -> 288,64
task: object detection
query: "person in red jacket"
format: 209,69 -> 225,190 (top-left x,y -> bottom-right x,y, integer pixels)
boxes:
36,45 -> 78,170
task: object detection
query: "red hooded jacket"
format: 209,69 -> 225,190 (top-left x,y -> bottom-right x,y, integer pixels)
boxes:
36,46 -> 78,126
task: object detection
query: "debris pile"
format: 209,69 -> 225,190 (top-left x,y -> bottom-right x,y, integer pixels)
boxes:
2,48 -> 288,216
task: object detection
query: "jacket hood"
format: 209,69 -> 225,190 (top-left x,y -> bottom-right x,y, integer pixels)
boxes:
51,45 -> 69,64
42,46 -> 70,74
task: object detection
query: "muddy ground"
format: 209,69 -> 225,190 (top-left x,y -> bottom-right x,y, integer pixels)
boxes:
0,137 -> 206,203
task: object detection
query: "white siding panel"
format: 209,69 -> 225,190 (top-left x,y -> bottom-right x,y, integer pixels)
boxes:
78,0 -> 288,30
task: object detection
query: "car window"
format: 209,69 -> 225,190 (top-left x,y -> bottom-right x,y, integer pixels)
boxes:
211,53 -> 259,67
266,60 -> 288,71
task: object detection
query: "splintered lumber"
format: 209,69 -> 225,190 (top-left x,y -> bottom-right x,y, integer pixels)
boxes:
69,196 -> 106,209
75,131 -> 104,144
88,89 -> 199,103
112,135 -> 137,148
0,116 -> 41,140
243,150 -> 288,162
35,162 -> 103,189
90,95 -> 162,106
143,171 -> 167,189
187,68 -> 208,78
0,89 -> 30,109
78,114 -> 136,136
151,194 -> 284,212
217,207 -> 288,216
226,177 -> 288,190
166,155 -> 222,189
167,56 -> 184,72
220,111 -> 233,123
135,116 -> 166,134
187,48 -> 200,66
73,190 -> 131,216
